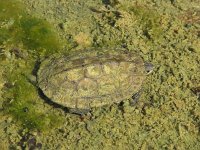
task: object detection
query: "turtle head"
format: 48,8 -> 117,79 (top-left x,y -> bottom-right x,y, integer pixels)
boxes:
144,62 -> 154,75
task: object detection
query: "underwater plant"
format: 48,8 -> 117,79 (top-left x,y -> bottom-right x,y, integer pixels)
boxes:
0,28 -> 10,44
0,0 -> 62,57
129,6 -> 163,40
2,56 -> 63,131
0,0 -> 24,22
18,16 -> 62,56
0,0 -> 23,45
1,0 -> 64,131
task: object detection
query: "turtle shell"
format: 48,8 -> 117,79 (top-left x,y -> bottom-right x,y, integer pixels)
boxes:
37,49 -> 146,110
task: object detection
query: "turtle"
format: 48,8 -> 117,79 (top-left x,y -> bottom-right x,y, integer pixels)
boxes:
36,49 -> 153,114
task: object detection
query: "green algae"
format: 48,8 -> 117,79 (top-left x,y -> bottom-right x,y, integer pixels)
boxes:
129,6 -> 163,40
0,28 -> 10,44
5,76 -> 43,130
0,0 -> 24,44
0,0 -> 62,57
0,0 -> 64,132
0,0 -> 24,22
1,51 -> 64,131
18,16 -> 62,55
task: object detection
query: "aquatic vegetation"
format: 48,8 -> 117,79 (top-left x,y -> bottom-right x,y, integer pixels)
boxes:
0,0 -> 24,22
129,5 -> 163,40
90,2 -> 164,48
3,57 -> 63,131
0,0 -> 62,57
0,28 -> 10,44
0,0 -> 64,131
18,16 -> 62,55
0,0 -> 24,45
74,32 -> 92,47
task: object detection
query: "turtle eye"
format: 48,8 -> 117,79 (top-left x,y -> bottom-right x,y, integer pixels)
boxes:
146,69 -> 153,74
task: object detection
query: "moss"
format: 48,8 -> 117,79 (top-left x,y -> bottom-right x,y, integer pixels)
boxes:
129,6 -> 163,40
18,16 -> 62,56
0,0 -> 64,131
5,75 -> 38,128
0,28 -> 10,44
6,16 -> 62,56
0,0 -> 63,57
0,0 -> 24,22
74,32 -> 92,47
0,0 -> 24,45
2,52 -> 63,131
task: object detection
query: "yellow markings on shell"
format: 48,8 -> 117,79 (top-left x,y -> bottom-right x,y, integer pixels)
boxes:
51,81 -> 76,108
103,62 -> 119,74
85,64 -> 102,78
66,68 -> 84,81
103,64 -> 111,74
76,98 -> 90,109
77,78 -> 97,97
119,62 -> 130,70
97,75 -> 116,95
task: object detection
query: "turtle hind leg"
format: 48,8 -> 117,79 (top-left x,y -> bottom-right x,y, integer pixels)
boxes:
130,89 -> 143,106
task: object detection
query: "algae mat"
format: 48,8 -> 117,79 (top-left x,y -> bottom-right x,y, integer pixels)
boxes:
0,0 -> 200,149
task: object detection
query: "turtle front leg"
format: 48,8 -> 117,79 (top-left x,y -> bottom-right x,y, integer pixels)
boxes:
130,89 -> 143,106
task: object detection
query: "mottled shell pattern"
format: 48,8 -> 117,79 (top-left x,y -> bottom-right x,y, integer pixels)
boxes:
37,49 -> 146,110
